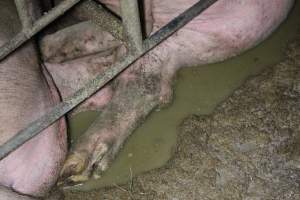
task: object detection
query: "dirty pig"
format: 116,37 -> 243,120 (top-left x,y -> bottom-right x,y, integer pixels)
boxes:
40,0 -> 295,185
0,0 -> 295,199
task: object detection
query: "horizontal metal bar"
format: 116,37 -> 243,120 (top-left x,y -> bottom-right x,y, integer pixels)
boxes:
0,0 -> 218,161
0,0 -> 82,61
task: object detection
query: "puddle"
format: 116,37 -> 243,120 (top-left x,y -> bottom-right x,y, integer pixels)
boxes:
66,2 -> 300,191
68,111 -> 99,145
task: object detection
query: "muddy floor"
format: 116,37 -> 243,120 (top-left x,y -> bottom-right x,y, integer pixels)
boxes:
64,14 -> 300,200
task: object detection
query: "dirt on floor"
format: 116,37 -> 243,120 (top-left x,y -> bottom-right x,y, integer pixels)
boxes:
64,26 -> 300,200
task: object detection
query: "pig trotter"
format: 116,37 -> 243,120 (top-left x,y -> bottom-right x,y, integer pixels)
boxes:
60,152 -> 89,181
60,56 -> 166,183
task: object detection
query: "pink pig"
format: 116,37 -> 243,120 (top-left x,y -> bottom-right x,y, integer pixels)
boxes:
0,0 -> 294,199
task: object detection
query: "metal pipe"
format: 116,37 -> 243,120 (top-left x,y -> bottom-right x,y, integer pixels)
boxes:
14,0 -> 33,29
0,0 -> 218,160
120,0 -> 143,54
0,0 -> 82,61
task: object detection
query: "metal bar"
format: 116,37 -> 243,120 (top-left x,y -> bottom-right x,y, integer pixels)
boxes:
120,0 -> 143,53
0,0 -> 82,61
0,0 -> 218,161
14,0 -> 33,29
73,0 -> 124,41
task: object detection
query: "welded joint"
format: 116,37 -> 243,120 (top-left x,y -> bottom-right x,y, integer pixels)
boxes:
120,0 -> 144,54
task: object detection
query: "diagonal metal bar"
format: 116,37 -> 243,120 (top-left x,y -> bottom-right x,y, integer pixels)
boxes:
120,0 -> 143,54
0,0 -> 218,161
0,0 -> 82,61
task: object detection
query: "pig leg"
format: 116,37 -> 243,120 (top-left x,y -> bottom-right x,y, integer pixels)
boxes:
40,21 -> 125,115
40,21 -> 123,63
0,43 -> 67,199
48,0 -> 295,182
60,49 -> 173,181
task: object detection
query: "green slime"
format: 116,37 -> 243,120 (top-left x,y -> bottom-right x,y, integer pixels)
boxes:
67,2 -> 300,191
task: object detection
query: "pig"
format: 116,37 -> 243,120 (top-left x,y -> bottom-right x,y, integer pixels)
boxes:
0,0 -> 294,198
39,0 -> 295,184
0,0 -> 67,199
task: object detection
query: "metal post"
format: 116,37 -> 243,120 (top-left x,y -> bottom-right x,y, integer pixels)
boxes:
120,0 -> 143,54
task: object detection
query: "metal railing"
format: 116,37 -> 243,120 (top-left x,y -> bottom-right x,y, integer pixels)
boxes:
0,0 -> 218,160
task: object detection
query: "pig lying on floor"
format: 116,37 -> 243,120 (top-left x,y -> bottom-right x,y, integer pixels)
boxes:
0,0 -> 295,199
44,0 -> 294,183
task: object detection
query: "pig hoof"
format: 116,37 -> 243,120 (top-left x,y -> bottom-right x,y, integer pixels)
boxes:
60,152 -> 88,179
60,142 -> 114,184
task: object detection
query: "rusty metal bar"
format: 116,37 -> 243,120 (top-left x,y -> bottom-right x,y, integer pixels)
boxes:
0,0 -> 82,61
120,0 -> 143,53
0,0 -> 218,161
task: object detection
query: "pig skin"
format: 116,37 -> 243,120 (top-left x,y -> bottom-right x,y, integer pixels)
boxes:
40,0 -> 294,183
0,0 -> 67,199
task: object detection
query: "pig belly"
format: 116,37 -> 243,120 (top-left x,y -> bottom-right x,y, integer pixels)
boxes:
0,185 -> 38,200
0,0 -> 67,198
97,0 -> 294,66
152,0 -> 294,67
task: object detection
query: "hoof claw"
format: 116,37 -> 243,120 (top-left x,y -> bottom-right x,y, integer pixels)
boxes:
59,142 -> 115,185
60,152 -> 88,180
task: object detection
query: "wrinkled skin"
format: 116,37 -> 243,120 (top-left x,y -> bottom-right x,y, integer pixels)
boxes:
39,0 -> 295,184
0,0 -> 67,199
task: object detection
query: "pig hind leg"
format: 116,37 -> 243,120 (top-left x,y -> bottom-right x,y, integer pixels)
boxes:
60,53 -> 166,182
40,22 -> 124,114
